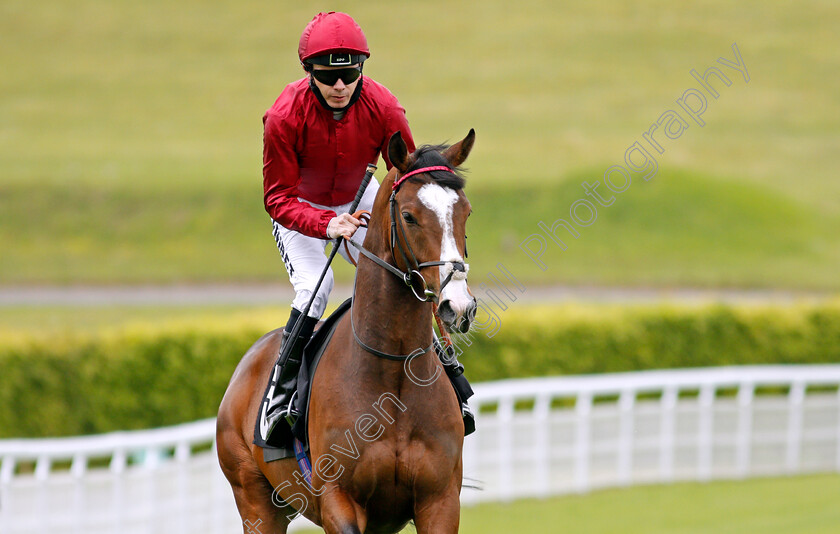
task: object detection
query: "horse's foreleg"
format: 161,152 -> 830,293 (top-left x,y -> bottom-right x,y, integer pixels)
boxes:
319,487 -> 367,534
218,455 -> 293,534
412,484 -> 461,534
217,430 -> 293,534
230,479 -> 292,534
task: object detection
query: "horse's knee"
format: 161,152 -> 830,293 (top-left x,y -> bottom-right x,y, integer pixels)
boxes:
320,490 -> 365,534
323,512 -> 362,534
328,523 -> 361,534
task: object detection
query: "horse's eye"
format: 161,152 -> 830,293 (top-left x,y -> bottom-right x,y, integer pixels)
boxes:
402,212 -> 418,225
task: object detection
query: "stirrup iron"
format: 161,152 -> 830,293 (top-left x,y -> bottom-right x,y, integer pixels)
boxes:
283,391 -> 300,426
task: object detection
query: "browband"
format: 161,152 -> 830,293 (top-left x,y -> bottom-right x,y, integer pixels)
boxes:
392,166 -> 456,190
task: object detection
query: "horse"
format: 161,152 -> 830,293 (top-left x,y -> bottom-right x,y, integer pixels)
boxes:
216,129 -> 478,534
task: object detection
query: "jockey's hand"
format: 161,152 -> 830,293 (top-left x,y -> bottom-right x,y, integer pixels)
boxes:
326,213 -> 362,239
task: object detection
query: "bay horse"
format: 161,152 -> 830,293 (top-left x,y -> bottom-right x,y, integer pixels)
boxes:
217,129 -> 478,534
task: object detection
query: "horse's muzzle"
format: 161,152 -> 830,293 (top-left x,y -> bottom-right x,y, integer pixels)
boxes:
438,297 -> 477,334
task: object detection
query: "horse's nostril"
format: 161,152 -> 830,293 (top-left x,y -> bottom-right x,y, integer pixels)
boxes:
438,300 -> 456,325
466,299 -> 477,322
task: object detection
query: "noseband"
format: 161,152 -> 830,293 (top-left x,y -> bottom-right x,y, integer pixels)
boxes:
345,166 -> 469,303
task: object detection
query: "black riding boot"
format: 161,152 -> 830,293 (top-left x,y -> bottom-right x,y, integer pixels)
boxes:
259,308 -> 318,446
434,337 -> 476,436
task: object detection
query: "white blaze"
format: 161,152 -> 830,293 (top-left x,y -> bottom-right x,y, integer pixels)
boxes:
417,183 -> 471,311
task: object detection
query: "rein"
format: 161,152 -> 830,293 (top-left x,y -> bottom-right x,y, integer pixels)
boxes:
347,165 -> 469,360
350,299 -> 434,361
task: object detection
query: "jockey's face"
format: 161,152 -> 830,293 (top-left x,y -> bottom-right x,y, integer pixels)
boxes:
309,64 -> 361,109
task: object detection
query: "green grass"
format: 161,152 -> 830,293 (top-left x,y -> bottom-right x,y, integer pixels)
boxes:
298,474 -> 840,534
468,169 -> 840,289
3,168 -> 837,288
0,301 -> 342,338
1,0 -> 838,287
458,475 -> 840,534
0,304 -> 278,336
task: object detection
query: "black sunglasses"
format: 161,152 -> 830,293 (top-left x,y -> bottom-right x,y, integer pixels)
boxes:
311,67 -> 362,86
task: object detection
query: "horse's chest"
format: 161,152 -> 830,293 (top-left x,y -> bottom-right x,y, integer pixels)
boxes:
348,435 -> 458,497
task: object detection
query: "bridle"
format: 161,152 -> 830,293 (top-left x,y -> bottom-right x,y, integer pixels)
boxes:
344,165 -> 469,304
346,165 -> 471,361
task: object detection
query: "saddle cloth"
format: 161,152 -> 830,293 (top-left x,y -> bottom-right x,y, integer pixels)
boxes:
253,298 -> 352,462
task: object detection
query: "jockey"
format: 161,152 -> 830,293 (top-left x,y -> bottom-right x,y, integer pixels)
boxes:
259,12 -> 474,446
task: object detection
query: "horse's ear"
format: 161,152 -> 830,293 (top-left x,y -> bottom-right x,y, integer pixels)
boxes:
388,131 -> 411,173
443,128 -> 475,167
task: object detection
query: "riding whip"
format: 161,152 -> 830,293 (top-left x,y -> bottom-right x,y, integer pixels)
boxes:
280,164 -> 377,363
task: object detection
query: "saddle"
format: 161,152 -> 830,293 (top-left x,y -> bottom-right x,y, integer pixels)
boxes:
253,298 -> 352,462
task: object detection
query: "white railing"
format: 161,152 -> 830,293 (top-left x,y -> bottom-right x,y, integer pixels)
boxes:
462,365 -> 840,503
2,365 -> 839,533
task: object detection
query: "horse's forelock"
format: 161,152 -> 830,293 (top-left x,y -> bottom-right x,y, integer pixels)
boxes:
405,144 -> 466,190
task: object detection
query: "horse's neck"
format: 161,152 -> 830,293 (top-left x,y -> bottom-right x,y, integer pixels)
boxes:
352,251 -> 434,358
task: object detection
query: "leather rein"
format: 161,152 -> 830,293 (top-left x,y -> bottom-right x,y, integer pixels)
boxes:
345,165 -> 469,360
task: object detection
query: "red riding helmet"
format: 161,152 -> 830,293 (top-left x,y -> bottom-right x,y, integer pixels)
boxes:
298,12 -> 370,67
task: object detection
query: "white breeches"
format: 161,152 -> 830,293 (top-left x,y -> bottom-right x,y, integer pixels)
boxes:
271,178 -> 379,319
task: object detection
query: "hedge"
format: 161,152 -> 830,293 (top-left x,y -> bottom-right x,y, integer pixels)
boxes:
1,303 -> 839,438
461,303 -> 840,380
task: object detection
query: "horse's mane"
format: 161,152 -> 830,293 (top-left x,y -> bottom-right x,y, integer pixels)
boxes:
404,144 -> 466,190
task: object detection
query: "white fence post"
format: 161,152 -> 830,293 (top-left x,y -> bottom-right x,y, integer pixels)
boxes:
574,392 -> 592,494
697,384 -> 715,481
659,386 -> 678,482
0,455 -> 13,530
533,393 -> 551,498
71,453 -> 86,534
176,441 -> 191,534
617,389 -> 635,486
836,386 -> 840,474
786,381 -> 806,473
735,382 -> 754,478
0,455 -> 14,484
498,395 -> 515,502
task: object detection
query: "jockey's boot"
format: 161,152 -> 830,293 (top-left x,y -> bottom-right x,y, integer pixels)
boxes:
259,308 -> 318,445
433,337 -> 476,436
